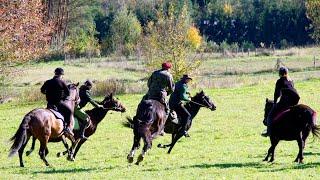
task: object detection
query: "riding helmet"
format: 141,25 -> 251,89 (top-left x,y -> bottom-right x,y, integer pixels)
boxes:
84,79 -> 93,87
279,66 -> 288,76
54,67 -> 64,75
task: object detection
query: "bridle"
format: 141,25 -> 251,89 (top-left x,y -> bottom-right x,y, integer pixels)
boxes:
190,96 -> 213,109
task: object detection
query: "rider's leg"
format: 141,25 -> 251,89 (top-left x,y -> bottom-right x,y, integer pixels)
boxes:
57,102 -> 74,136
175,103 -> 191,137
262,104 -> 277,137
74,108 -> 89,139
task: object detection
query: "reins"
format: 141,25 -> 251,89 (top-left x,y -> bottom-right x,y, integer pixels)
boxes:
189,100 -> 211,109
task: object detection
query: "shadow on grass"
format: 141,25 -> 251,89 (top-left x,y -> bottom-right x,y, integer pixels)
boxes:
181,162 -> 265,169
258,162 -> 320,172
303,151 -> 320,156
32,167 -> 98,174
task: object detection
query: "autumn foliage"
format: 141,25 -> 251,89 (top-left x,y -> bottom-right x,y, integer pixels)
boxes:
0,0 -> 53,64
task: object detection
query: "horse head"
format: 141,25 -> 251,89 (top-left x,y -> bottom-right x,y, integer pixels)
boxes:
192,90 -> 216,111
101,93 -> 126,112
67,82 -> 80,105
263,98 -> 274,125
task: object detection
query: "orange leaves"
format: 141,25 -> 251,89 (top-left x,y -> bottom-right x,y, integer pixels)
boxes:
0,0 -> 53,63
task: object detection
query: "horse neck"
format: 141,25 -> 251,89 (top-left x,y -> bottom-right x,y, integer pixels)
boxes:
186,103 -> 201,120
87,108 -> 108,126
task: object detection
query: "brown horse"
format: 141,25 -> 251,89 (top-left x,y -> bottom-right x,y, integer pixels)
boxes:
157,91 -> 216,153
263,99 -> 320,163
125,98 -> 167,165
25,93 -> 126,161
8,83 -> 80,167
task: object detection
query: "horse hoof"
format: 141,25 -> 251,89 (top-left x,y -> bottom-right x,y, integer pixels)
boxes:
157,144 -> 162,148
127,156 -> 134,163
57,153 -> 62,157
67,156 -> 75,162
20,164 -> 25,168
269,159 -> 274,163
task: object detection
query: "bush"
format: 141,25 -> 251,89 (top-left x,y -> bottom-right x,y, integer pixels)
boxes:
280,39 -> 289,49
241,41 -> 255,52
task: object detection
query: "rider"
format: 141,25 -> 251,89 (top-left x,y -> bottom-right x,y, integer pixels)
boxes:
143,61 -> 175,115
40,67 -> 74,137
169,74 -> 192,137
261,66 -> 300,137
74,80 -> 103,140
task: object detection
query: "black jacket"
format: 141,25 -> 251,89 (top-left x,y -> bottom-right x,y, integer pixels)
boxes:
274,77 -> 300,106
41,76 -> 69,104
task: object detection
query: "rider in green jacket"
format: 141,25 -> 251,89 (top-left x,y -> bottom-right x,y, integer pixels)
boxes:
169,74 -> 192,137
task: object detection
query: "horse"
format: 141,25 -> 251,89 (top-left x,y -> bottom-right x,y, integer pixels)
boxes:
157,91 -> 216,154
124,90 -> 216,165
8,83 -> 80,167
125,96 -> 168,165
263,98 -> 320,163
25,93 -> 126,161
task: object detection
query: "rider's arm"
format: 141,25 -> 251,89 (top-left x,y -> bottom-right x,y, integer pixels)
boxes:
40,81 -> 47,94
167,75 -> 175,95
86,91 -> 100,108
62,81 -> 70,98
273,79 -> 281,103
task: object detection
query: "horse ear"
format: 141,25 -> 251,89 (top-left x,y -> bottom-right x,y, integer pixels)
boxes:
110,93 -> 113,99
266,98 -> 269,102
75,82 -> 79,87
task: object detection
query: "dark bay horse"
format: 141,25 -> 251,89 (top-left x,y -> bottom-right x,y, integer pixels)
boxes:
125,91 -> 216,165
263,99 -> 320,163
125,98 -> 167,165
8,83 -> 80,167
158,91 -> 216,153
26,93 -> 126,161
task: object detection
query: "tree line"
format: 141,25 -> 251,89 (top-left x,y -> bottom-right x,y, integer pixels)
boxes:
1,0 -> 320,79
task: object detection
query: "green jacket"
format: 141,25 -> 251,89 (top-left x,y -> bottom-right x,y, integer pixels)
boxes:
79,85 -> 100,109
169,80 -> 190,107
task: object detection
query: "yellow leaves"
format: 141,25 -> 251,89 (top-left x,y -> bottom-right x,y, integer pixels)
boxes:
306,0 -> 320,42
187,26 -> 202,50
223,3 -> 233,16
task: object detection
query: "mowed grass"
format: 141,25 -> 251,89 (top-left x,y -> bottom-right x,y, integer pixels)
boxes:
1,78 -> 320,179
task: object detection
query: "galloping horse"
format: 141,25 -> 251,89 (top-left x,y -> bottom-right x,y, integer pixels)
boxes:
8,83 -> 80,167
263,99 -> 320,163
158,91 -> 216,153
25,93 -> 126,161
125,97 -> 167,165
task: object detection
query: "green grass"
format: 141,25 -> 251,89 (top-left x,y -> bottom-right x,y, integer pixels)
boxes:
1,78 -> 320,179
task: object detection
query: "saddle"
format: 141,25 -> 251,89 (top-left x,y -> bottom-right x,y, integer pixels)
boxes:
47,109 -> 64,121
273,108 -> 291,124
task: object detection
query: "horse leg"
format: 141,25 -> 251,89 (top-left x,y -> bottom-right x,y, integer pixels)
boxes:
158,133 -> 175,149
168,132 -> 184,154
26,136 -> 36,156
71,139 -> 87,160
18,135 -> 30,167
57,135 -> 70,157
263,137 -> 279,162
294,136 -> 304,163
38,136 -> 50,166
136,133 -> 152,165
127,135 -> 140,163
68,138 -> 81,161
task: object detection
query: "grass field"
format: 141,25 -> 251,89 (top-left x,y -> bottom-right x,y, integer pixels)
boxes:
1,78 -> 320,179
1,47 -> 320,179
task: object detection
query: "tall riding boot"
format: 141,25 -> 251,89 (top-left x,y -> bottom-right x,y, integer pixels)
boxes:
80,117 -> 90,140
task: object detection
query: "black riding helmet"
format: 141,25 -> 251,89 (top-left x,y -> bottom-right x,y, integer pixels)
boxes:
84,79 -> 93,87
54,67 -> 64,75
279,66 -> 288,76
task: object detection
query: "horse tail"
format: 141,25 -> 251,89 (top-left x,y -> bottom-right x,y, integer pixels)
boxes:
310,111 -> 320,139
123,116 -> 135,129
8,115 -> 31,157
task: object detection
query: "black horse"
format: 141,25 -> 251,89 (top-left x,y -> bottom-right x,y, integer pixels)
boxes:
157,91 -> 216,153
263,99 -> 320,163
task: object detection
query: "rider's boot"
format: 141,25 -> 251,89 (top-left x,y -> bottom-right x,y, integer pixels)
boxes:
79,117 -> 90,140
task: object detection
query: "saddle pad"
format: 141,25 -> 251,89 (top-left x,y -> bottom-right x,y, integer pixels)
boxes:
48,109 -> 64,121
